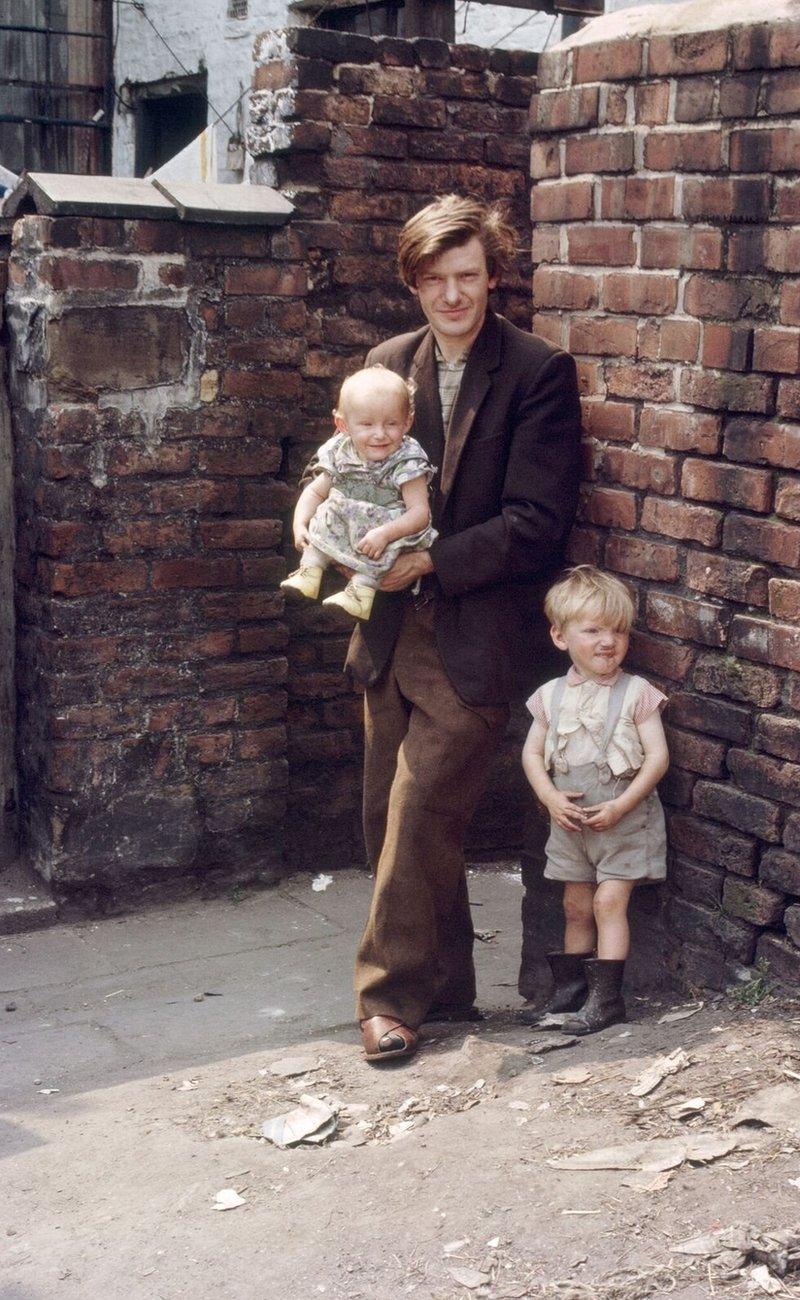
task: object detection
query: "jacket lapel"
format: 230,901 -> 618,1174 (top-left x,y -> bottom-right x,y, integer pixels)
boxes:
409,328 -> 445,482
439,312 -> 502,503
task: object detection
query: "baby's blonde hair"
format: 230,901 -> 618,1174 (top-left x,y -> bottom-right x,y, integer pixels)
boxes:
335,364 -> 415,422
545,566 -> 635,633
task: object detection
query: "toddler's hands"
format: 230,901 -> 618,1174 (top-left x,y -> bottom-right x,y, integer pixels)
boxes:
294,523 -> 310,550
545,790 -> 585,832
583,799 -> 623,831
357,526 -> 390,560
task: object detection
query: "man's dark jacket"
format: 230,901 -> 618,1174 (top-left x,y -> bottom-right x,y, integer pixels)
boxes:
345,310 -> 583,707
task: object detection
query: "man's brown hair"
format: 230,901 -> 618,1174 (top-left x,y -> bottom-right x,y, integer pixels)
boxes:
397,194 -> 517,288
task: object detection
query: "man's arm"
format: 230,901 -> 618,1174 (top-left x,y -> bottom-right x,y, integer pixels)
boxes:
428,351 -> 582,597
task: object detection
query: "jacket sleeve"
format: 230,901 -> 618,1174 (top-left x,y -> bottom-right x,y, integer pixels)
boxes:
428,350 -> 582,597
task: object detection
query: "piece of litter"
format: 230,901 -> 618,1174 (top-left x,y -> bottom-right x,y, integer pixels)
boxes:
312,874 -> 333,892
621,1170 -> 674,1193
474,929 -> 498,943
733,1084 -> 800,1138
5,1002 -> 16,1012
657,1002 -> 704,1024
616,1030 -> 632,1038
448,1267 -> 490,1290
203,991 -> 223,997
103,989 -> 124,1000
552,1066 -> 591,1086
261,1095 -> 337,1148
630,1049 -> 690,1098
529,1033 -> 578,1055
176,1080 -> 198,1092
213,1189 -> 246,1211
549,1132 -> 738,1173
443,1239 -> 470,1255
38,1088 -> 59,1096
561,1209 -> 601,1216
486,1237 -> 500,1249
783,1068 -> 800,1082
388,1120 -> 415,1141
225,1170 -> 251,1179
750,1265 -> 782,1295
666,1097 -> 707,1120
269,1055 -> 318,1080
788,1177 -> 800,1189
508,1101 -> 530,1111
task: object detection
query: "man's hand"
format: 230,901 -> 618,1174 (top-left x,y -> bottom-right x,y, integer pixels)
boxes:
582,799 -> 624,831
357,525 -> 391,560
379,550 -> 434,592
544,790 -> 586,832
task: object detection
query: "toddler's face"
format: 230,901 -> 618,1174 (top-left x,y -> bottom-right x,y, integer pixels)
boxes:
336,389 -> 412,462
551,614 -> 629,681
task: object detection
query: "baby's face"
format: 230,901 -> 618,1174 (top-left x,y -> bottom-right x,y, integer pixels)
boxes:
551,614 -> 629,681
337,389 -> 412,462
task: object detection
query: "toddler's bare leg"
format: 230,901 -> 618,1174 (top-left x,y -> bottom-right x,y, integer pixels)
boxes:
593,880 -> 636,960
563,882 -> 596,954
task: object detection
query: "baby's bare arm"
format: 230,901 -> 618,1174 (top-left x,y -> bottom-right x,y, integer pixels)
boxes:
293,472 -> 331,549
357,475 -> 431,559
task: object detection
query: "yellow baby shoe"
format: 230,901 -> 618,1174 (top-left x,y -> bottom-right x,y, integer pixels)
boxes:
280,565 -> 323,600
322,580 -> 376,620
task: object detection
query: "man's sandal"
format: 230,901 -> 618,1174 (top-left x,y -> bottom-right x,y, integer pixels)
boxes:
360,1015 -> 419,1062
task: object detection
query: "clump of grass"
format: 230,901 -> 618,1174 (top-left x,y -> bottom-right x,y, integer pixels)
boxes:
728,957 -> 773,1009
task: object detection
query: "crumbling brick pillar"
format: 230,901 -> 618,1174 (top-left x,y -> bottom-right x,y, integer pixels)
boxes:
248,26 -> 538,869
6,214 -> 298,899
529,17 -> 800,989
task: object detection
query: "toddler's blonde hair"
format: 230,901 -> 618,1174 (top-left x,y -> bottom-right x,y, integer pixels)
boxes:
545,566 -> 635,633
335,364 -> 415,422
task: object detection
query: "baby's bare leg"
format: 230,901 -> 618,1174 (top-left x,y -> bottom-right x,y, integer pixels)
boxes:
563,881 -> 596,954
593,879 -> 636,960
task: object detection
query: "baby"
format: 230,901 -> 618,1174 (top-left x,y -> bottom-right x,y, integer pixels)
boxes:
281,365 -> 436,620
521,566 -> 669,1035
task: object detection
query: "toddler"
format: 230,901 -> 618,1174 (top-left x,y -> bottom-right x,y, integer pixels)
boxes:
521,566 -> 669,1035
281,366 -> 436,620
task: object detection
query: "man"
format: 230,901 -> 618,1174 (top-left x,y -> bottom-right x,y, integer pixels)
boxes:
349,195 -> 582,1062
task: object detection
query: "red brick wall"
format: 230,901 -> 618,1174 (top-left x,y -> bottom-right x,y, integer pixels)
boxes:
6,214 -> 296,899
247,26 -> 538,868
530,21 -> 800,988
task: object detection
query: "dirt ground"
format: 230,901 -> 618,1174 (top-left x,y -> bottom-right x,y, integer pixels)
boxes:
5,985 -> 800,1300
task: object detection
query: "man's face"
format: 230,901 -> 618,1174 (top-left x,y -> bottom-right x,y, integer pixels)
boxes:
410,235 -> 497,353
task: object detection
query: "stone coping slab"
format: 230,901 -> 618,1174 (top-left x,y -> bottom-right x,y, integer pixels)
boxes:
1,172 -> 294,225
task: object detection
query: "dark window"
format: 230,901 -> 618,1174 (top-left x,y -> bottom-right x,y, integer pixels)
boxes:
132,73 -> 208,177
228,0 -> 248,16
317,3 -> 403,35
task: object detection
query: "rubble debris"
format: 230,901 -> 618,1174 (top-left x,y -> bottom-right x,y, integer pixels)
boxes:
666,1097 -> 707,1120
213,1189 -> 246,1211
268,1055 -> 319,1080
551,1066 -> 592,1085
311,874 -> 333,892
732,1085 -> 800,1138
260,1095 -> 337,1148
658,1002 -> 704,1024
629,1049 -> 691,1097
549,1132 -> 738,1172
448,1266 -> 490,1289
528,1034 -> 578,1055
673,1224 -> 800,1279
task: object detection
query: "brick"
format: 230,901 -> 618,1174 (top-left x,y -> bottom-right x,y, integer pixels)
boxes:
575,359 -> 605,398
530,140 -> 561,181
638,318 -> 701,364
684,274 -> 773,321
566,527 -> 602,566
600,85 -> 629,127
599,177 -> 675,221
769,578 -> 800,620
730,127 -> 800,173
660,766 -> 696,808
756,716 -> 800,764
701,324 -> 753,373
712,910 -> 759,964
694,652 -> 781,708
786,814 -> 800,853
601,272 -> 677,316
629,631 -> 694,682
648,30 -> 728,76
151,558 -> 238,590
531,224 -> 560,264
678,941 -> 726,990
645,129 -> 724,172
681,458 -> 773,512
776,181 -> 800,222
223,265 -> 307,296
769,21 -> 800,69
760,847 -> 800,895
669,693 -> 752,744
221,370 -> 303,400
724,515 -> 800,567
756,933 -> 800,988
40,255 -> 139,292
726,228 -> 767,274
729,747 -> 800,808
640,224 -> 723,272
569,316 -> 637,357
605,362 -> 675,403
723,875 -> 785,926
581,400 -> 636,442
532,313 -> 565,348
780,282 -> 800,326
682,177 -> 771,223
666,724 -> 727,776
723,418 -> 800,470
635,82 -> 671,125
565,132 -> 634,176
777,380 -> 800,419
533,266 -> 599,310
578,486 -> 637,529
764,228 -> 800,273
648,593 -> 728,648
531,85 -> 599,132
753,327 -> 800,375
685,551 -> 769,605
44,560 -> 148,597
670,854 -> 725,905
693,779 -> 782,841
573,38 -> 643,83
668,895 -> 719,949
531,180 -> 594,223
764,69 -> 800,114
673,76 -> 716,123
639,407 -> 721,455
602,447 -> 676,496
642,498 -> 722,547
603,533 -> 679,581
680,369 -> 774,415
199,520 -> 282,550
566,225 -> 636,266
729,615 -> 800,672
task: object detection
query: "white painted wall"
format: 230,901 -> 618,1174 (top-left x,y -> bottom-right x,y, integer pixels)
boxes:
112,1 -> 587,181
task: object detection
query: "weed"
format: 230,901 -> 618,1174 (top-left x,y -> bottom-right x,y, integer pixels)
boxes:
228,884 -> 246,905
728,957 -> 773,1009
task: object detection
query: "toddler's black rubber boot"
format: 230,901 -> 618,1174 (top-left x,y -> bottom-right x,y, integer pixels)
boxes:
519,951 -> 591,1026
560,958 -> 626,1035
